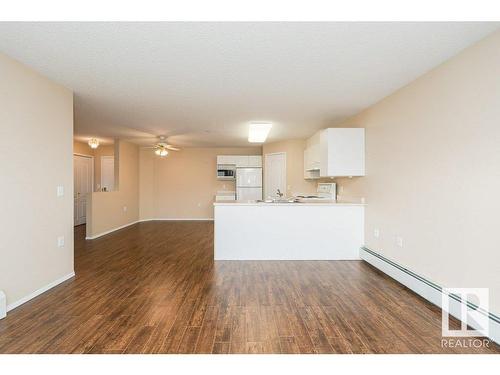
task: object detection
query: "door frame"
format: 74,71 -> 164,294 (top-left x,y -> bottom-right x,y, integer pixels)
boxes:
100,155 -> 114,192
74,153 -> 94,226
264,152 -> 286,199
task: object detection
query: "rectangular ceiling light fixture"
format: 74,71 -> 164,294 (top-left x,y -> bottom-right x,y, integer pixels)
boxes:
248,122 -> 272,143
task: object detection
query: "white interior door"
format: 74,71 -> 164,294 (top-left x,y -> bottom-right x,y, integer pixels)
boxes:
264,152 -> 286,199
74,155 -> 93,226
100,156 -> 114,192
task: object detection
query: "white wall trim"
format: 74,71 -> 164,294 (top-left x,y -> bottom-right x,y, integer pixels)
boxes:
85,220 -> 140,240
6,272 -> 75,314
140,218 -> 214,222
360,247 -> 500,345
85,218 -> 214,240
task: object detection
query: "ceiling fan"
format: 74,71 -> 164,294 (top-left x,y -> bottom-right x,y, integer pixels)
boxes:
145,136 -> 181,157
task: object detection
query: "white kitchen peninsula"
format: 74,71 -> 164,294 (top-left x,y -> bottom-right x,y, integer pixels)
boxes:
213,201 -> 364,260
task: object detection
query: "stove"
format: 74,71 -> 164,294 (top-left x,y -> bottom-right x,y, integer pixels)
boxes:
297,183 -> 337,202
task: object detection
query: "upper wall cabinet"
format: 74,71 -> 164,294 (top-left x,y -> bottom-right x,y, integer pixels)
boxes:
319,128 -> 365,177
304,132 -> 321,179
247,155 -> 263,168
217,155 -> 236,165
217,155 -> 262,168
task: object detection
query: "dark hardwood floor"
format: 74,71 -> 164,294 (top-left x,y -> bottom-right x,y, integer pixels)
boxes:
0,221 -> 498,354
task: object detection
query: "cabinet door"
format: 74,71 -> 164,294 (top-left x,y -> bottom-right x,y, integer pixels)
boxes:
217,155 -> 236,165
234,156 -> 249,167
304,148 -> 311,174
309,143 -> 320,170
320,128 -> 365,177
247,155 -> 262,167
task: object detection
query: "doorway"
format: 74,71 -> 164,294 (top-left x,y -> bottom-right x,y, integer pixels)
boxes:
100,156 -> 114,192
74,154 -> 93,226
264,152 -> 286,199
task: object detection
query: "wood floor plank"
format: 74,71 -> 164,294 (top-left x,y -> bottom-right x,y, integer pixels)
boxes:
178,326 -> 201,354
195,306 -> 219,354
212,342 -> 230,354
0,221 -> 498,354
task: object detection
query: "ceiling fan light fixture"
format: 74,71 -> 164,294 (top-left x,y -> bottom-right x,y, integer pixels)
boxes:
88,138 -> 99,149
155,147 -> 168,157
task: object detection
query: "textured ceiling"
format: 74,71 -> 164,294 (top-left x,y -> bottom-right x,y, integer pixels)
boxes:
0,22 -> 498,147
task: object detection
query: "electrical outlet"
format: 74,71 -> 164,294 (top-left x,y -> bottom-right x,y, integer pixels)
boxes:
373,229 -> 380,238
123,206 -> 127,212
56,185 -> 64,197
396,236 -> 404,248
57,236 -> 65,248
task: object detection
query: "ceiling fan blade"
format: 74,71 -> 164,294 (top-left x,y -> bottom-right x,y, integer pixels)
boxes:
166,145 -> 180,151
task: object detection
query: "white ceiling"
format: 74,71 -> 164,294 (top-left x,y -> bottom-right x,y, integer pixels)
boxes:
0,22 -> 498,147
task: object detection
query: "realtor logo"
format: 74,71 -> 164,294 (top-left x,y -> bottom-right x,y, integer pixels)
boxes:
441,288 -> 489,337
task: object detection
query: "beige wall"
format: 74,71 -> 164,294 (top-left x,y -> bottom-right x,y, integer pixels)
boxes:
73,140 -> 93,156
86,140 -> 139,237
73,140 -> 114,191
263,139 -> 319,197
140,147 -> 261,220
0,52 -> 74,307
336,30 -> 500,314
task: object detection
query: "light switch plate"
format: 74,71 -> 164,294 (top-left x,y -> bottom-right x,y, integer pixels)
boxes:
57,186 -> 64,197
57,236 -> 65,247
374,229 -> 380,238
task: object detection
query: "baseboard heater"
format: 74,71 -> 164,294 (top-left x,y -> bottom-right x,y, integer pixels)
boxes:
360,246 -> 500,345
0,290 -> 6,319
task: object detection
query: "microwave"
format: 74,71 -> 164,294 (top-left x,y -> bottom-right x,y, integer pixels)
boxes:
217,165 -> 236,179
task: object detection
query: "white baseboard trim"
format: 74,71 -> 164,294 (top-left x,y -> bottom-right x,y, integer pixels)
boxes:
360,247 -> 500,345
85,220 -> 140,240
140,218 -> 214,221
6,272 -> 75,314
85,218 -> 214,240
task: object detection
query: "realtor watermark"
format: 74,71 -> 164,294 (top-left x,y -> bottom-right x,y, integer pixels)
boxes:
441,287 -> 490,348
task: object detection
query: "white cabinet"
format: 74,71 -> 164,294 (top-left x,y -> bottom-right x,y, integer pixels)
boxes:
320,128 -> 365,177
217,155 -> 262,168
217,155 -> 235,165
248,155 -> 262,167
233,156 -> 249,167
304,132 -> 321,179
304,143 -> 320,171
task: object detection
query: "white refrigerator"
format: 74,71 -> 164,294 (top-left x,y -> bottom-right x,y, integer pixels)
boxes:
236,168 -> 262,201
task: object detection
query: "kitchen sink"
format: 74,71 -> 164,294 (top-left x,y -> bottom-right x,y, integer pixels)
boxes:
257,198 -> 299,203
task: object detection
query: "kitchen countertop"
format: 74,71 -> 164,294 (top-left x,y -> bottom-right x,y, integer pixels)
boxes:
214,198 -> 364,260
213,200 -> 365,206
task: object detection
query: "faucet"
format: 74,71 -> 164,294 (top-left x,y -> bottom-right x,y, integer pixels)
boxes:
276,189 -> 284,198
